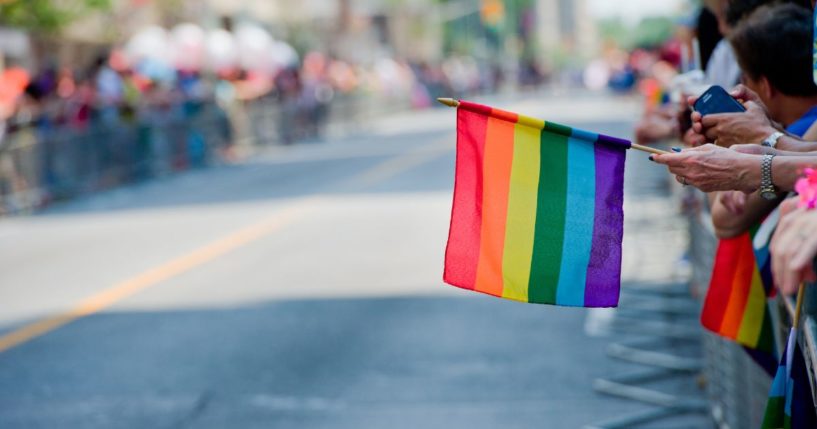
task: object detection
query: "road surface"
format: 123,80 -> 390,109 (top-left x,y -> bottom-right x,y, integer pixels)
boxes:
0,91 -> 703,428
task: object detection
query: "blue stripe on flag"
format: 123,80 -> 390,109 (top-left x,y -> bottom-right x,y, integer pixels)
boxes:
556,129 -> 597,306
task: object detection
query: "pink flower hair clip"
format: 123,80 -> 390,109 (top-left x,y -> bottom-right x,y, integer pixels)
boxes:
795,168 -> 817,209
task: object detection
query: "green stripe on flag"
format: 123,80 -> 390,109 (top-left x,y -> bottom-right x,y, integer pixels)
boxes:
758,309 -> 775,353
528,126 -> 569,303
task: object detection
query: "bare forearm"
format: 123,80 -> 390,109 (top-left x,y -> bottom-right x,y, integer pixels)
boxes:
774,135 -> 817,152
772,156 -> 817,191
730,154 -> 817,192
711,192 -> 779,238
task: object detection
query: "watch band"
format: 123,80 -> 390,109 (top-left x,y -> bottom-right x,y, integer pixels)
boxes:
762,131 -> 784,148
760,154 -> 777,199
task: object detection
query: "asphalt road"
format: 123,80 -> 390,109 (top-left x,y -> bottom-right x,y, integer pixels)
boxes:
0,91 -> 702,428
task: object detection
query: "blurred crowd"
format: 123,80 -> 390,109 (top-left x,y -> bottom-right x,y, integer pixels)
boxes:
0,22 -> 511,214
634,0 -> 817,425
0,49 -> 499,144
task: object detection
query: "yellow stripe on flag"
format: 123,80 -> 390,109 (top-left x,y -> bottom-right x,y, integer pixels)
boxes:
501,122 -> 541,302
736,269 -> 766,347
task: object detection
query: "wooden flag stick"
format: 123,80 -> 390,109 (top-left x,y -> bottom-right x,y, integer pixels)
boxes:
793,283 -> 807,329
631,144 -> 671,155
437,97 -> 459,108
436,98 -> 670,155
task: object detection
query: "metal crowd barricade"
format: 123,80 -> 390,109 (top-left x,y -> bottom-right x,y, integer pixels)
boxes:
0,91 -> 414,214
587,282 -> 708,429
688,191 -> 817,428
0,102 -> 231,214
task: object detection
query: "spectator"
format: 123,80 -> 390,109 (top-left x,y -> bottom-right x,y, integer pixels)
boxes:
654,4 -> 817,194
771,198 -> 817,294
705,4 -> 817,236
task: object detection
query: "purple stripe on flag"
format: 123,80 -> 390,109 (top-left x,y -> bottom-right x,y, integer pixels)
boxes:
584,137 -> 626,307
594,133 -> 631,150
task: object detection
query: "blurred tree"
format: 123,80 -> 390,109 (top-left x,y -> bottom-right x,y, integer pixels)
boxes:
599,16 -> 676,50
0,0 -> 111,33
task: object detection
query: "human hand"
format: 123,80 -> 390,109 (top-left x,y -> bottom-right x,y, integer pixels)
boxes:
635,110 -> 679,145
688,84 -> 764,105
682,126 -> 707,147
728,84 -> 764,104
686,85 -> 768,146
771,204 -> 817,295
692,101 -> 777,147
651,144 -> 761,193
718,191 -> 747,215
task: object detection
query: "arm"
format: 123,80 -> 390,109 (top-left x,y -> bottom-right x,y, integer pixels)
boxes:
773,134 -> 817,153
651,144 -> 817,193
719,152 -> 817,192
710,191 -> 780,238
771,156 -> 817,192
731,144 -> 817,157
771,200 -> 817,295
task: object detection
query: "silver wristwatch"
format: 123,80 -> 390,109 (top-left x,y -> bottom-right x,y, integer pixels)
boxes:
762,131 -> 784,148
759,154 -> 777,200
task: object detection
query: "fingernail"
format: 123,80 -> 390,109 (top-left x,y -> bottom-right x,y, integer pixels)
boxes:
672,147 -> 682,152
648,155 -> 655,162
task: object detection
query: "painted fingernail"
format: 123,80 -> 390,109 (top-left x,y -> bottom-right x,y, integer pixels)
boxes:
648,155 -> 655,162
672,147 -> 682,152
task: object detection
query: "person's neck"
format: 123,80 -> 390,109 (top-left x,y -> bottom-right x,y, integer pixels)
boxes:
773,95 -> 817,127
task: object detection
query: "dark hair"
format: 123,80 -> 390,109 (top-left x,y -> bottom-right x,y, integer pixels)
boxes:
696,7 -> 723,70
726,0 -> 812,27
729,3 -> 817,97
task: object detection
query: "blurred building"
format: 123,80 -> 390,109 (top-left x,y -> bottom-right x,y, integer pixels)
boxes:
5,0 -> 599,73
204,0 -> 443,63
536,0 -> 598,59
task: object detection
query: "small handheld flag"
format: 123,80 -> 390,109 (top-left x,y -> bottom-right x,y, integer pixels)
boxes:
700,218 -> 778,353
441,99 -> 636,307
761,286 -> 817,429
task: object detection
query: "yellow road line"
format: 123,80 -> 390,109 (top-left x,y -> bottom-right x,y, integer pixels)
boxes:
0,201 -> 315,353
0,136 -> 453,354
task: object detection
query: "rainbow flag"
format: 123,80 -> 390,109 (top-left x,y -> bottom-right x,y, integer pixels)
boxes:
701,220 -> 777,353
443,100 -> 629,307
761,328 -> 816,429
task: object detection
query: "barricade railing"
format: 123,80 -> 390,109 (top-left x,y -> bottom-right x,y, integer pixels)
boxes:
0,102 -> 231,214
0,92 -> 413,214
688,189 -> 817,428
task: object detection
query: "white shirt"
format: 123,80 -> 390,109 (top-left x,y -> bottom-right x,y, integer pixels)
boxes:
705,39 -> 742,88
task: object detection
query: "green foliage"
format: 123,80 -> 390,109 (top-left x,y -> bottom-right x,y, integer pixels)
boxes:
0,0 -> 111,32
599,16 -> 677,50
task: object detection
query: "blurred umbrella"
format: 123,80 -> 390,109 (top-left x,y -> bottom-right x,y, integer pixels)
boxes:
270,41 -> 299,69
206,29 -> 238,74
235,23 -> 274,75
171,23 -> 206,72
126,26 -> 172,65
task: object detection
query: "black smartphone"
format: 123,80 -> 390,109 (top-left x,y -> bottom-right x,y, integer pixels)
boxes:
693,85 -> 746,116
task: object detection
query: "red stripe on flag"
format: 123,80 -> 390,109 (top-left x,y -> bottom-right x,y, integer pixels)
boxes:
719,237 -> 755,337
443,106 -> 489,289
702,235 -> 749,334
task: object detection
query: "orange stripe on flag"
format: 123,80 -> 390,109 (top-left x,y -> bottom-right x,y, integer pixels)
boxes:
474,112 -> 517,296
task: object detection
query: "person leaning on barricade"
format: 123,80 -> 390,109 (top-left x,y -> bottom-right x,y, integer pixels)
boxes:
666,4 -> 817,241
772,195 -> 817,295
651,2 -> 817,299
653,3 -> 817,198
